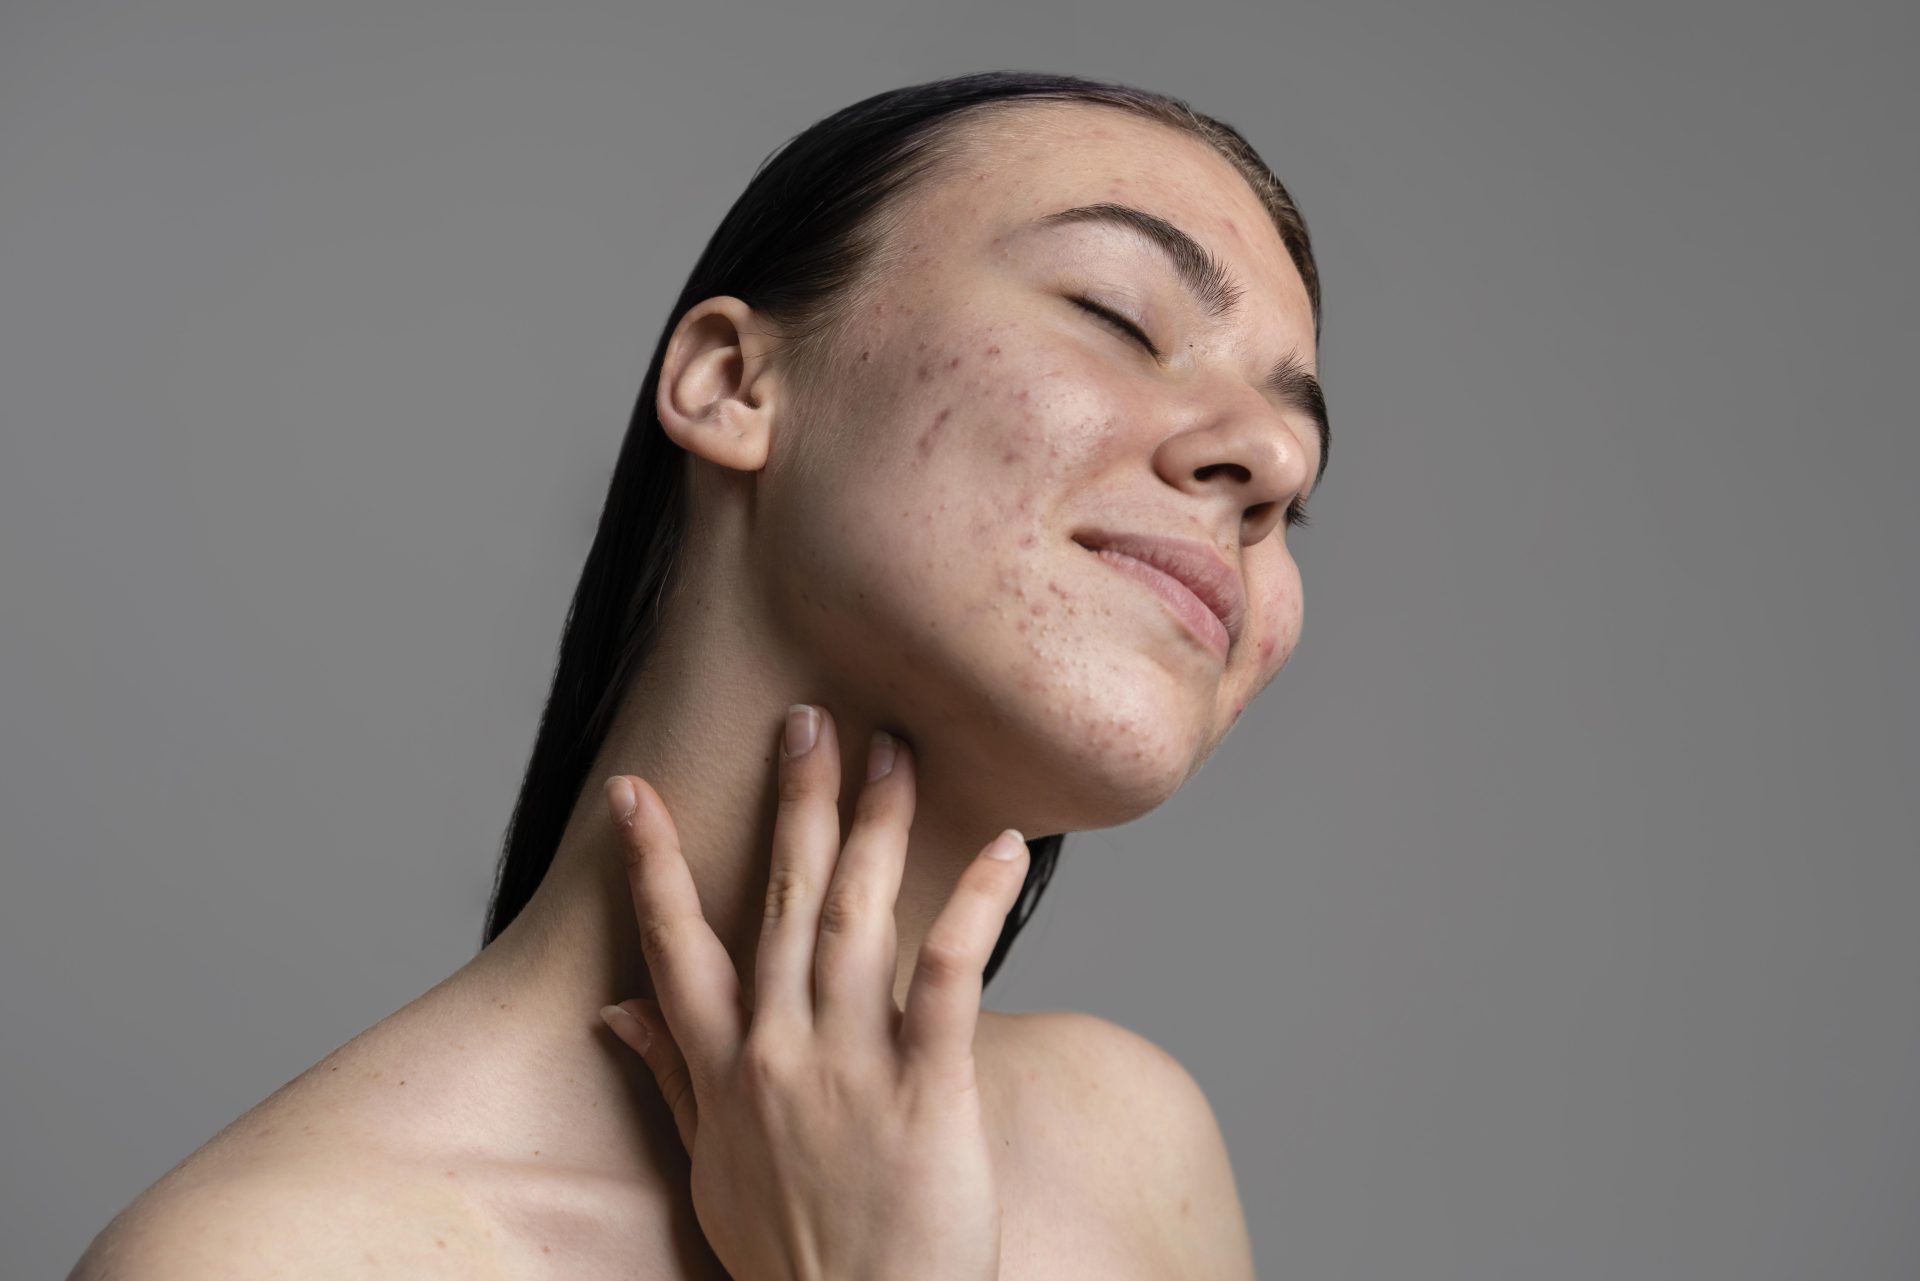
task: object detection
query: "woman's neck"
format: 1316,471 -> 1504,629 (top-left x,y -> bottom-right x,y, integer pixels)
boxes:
464,578 -> 1018,1047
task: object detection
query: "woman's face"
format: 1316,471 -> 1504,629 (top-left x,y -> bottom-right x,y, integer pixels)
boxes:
752,103 -> 1323,833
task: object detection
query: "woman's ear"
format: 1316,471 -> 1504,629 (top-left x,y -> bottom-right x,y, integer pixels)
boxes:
655,296 -> 782,473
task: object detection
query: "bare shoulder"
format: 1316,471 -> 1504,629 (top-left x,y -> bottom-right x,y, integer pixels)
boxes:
67,1147 -> 514,1281
997,1009 -> 1257,1281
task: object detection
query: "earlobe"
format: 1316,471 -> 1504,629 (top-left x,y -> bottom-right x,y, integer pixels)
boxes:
655,295 -> 780,473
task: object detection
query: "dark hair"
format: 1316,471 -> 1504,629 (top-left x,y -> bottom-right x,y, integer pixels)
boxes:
480,70 -> 1323,988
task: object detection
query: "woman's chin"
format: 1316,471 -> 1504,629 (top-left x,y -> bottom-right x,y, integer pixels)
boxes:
983,692 -> 1210,833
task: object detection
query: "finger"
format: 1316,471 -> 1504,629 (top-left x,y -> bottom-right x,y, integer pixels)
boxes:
600,998 -> 698,1153
751,703 -> 844,1032
608,774 -> 746,1088
899,829 -> 1029,1072
814,728 -> 916,1043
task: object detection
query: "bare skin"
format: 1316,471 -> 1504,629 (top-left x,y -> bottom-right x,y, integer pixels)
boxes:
72,99 -> 1312,1280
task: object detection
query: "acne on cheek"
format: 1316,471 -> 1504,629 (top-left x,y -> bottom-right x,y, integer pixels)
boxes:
915,406 -> 952,458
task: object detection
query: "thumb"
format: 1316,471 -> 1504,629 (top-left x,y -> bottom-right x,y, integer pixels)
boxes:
599,998 -> 698,1152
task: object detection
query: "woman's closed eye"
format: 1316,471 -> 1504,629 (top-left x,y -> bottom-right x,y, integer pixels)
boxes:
1067,293 -> 1316,533
1068,295 -> 1161,360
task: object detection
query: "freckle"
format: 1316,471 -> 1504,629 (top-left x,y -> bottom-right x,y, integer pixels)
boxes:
398,1079 -> 406,1086
860,349 -> 870,361
544,1246 -> 552,1254
436,1239 -> 447,1249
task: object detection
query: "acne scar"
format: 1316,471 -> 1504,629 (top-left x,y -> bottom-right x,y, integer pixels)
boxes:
916,406 -> 952,457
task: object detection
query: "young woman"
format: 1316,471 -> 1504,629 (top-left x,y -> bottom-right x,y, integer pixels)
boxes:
72,69 -> 1327,1280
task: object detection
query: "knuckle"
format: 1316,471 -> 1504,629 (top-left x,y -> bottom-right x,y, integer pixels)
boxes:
738,1033 -> 798,1089
637,916 -> 681,967
777,767 -> 815,807
816,884 -> 872,937
656,1061 -> 696,1115
914,933 -> 977,984
762,871 -> 811,924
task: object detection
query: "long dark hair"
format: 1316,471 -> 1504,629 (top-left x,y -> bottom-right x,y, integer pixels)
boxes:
480,70 -> 1323,988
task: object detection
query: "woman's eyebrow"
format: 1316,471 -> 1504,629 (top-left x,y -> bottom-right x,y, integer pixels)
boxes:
1025,201 -> 1330,490
1028,201 -> 1244,321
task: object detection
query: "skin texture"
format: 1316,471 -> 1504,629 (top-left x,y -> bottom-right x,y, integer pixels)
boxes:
72,100 -> 1309,1280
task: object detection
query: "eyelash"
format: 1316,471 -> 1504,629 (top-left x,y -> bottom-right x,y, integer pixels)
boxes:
1069,295 -> 1162,359
1071,295 -> 1316,532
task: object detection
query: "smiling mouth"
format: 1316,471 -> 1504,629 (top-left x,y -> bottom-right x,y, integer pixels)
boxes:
1076,541 -> 1233,662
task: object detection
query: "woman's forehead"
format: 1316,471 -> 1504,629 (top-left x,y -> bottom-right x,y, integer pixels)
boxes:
883,117 -> 1309,338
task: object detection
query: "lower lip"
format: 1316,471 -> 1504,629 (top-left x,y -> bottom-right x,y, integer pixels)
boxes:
1084,545 -> 1231,662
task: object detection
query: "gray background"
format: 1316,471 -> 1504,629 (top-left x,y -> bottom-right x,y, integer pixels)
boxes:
4,2 -> 1915,1277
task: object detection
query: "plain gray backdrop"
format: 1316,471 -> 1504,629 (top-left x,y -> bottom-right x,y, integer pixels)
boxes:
4,2 -> 1915,1277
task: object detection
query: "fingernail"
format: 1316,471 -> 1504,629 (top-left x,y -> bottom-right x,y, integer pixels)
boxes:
867,729 -> 896,780
986,828 -> 1025,860
784,704 -> 819,757
599,1003 -> 650,1052
605,776 -> 637,825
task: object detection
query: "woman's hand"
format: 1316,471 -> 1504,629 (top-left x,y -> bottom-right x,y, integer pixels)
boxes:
596,703 -> 1028,1281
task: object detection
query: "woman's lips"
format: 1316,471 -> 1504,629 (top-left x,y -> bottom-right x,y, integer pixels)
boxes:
1083,545 -> 1232,662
